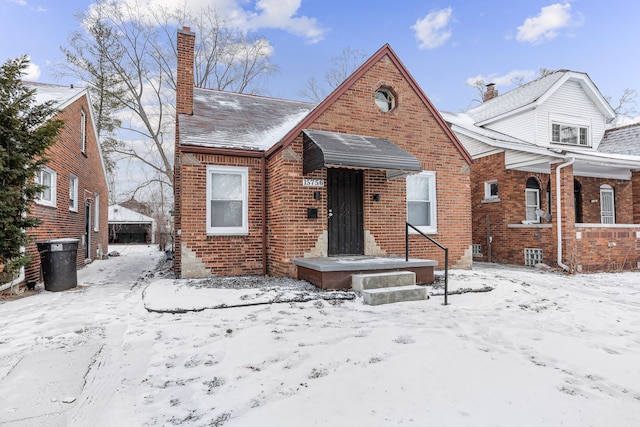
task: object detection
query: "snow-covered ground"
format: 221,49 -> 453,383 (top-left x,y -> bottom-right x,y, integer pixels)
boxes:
1,245 -> 640,426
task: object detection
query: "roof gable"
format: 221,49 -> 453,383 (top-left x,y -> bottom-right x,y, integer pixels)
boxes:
269,44 -> 472,165
25,82 -> 110,193
467,70 -> 615,125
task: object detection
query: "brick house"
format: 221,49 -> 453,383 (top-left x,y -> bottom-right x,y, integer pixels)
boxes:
20,83 -> 109,287
443,71 -> 640,272
174,28 -> 472,287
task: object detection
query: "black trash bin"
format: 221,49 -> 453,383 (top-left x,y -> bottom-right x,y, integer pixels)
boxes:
37,238 -> 79,292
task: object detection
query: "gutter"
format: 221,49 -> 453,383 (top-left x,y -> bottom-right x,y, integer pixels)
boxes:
556,157 -> 575,271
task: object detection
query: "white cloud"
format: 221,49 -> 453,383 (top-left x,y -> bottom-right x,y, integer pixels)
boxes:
516,3 -> 584,44
466,69 -> 537,88
113,0 -> 326,43
24,59 -> 41,81
411,7 -> 453,50
8,0 -> 28,5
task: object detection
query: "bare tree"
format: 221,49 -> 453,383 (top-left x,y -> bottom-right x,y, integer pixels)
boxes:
299,46 -> 368,102
465,78 -> 486,109
607,88 -> 638,124
60,0 -> 278,195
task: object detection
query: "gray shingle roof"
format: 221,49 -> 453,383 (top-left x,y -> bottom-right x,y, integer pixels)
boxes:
178,88 -> 316,151
465,71 -> 566,123
599,124 -> 640,156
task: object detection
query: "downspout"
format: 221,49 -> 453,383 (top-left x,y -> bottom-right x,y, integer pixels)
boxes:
262,154 -> 267,276
0,268 -> 25,293
556,157 -> 574,271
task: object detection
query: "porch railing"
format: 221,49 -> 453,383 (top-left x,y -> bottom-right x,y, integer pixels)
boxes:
406,222 -> 449,305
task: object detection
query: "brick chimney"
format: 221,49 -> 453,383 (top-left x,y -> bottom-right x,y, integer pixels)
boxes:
176,26 -> 195,115
483,83 -> 498,102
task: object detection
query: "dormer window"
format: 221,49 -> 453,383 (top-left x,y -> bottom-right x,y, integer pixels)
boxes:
552,123 -> 588,146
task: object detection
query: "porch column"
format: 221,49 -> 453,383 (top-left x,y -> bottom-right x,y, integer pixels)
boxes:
550,162 -> 576,270
633,170 -> 640,224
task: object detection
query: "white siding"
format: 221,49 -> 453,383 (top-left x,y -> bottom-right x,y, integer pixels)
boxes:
456,134 -> 503,159
484,109 -> 536,144
483,79 -> 608,150
535,80 -> 607,149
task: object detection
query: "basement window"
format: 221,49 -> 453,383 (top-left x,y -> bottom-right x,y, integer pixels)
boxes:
524,248 -> 543,267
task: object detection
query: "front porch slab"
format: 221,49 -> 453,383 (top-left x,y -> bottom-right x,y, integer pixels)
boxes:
294,256 -> 438,290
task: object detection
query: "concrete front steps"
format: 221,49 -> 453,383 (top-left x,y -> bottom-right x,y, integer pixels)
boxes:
352,271 -> 428,306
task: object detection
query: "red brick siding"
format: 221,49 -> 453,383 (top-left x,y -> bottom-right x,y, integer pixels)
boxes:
266,54 -> 471,274
178,153 -> 264,276
471,153 -> 555,265
575,227 -> 640,271
25,94 -> 109,284
574,176 -> 632,224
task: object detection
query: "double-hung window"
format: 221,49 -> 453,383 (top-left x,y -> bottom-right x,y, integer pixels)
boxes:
406,171 -> 437,234
552,123 -> 589,146
36,167 -> 57,207
69,175 -> 79,211
206,165 -> 248,235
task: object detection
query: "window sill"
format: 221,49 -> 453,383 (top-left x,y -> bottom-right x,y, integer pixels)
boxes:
408,227 -> 438,235
482,197 -> 500,203
507,223 -> 552,229
35,201 -> 56,208
206,231 -> 249,237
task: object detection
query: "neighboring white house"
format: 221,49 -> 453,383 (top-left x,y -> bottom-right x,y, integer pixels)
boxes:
108,204 -> 156,244
443,70 -> 640,272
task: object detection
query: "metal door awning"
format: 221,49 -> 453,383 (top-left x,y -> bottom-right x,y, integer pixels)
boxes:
302,129 -> 422,179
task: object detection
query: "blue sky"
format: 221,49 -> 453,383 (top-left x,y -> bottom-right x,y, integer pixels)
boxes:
1,0 -> 639,116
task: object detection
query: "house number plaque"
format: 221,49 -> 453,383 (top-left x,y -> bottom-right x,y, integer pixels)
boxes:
302,179 -> 324,187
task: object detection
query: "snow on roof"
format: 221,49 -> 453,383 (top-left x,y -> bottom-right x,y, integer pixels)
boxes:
108,204 -> 155,224
22,81 -> 86,110
599,123 -> 640,156
465,71 -> 566,123
178,88 -> 317,151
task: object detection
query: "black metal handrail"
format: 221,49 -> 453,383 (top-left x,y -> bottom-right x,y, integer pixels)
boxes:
406,222 -> 449,305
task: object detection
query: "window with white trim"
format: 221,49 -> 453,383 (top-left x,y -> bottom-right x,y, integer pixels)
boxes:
81,109 -> 87,153
484,180 -> 498,200
36,167 -> 57,207
406,171 -> 437,233
600,184 -> 615,224
69,175 -> 78,211
206,165 -> 248,235
94,194 -> 100,231
525,177 -> 541,223
552,123 -> 589,146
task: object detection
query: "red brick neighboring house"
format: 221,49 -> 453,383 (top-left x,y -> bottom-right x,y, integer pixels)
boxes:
444,71 -> 640,272
174,28 -> 472,285
18,82 -> 109,287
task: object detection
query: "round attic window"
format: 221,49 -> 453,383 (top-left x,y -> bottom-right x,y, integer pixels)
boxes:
375,88 -> 395,112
